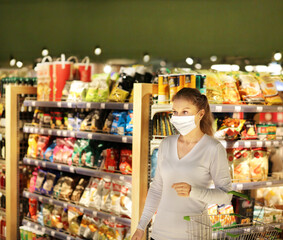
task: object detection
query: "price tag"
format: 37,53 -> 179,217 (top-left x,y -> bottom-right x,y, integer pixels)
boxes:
70,132 -> 75,137
100,103 -> 106,109
93,211 -> 97,217
35,224 -> 39,230
244,228 -> 251,233
27,159 -> 31,164
259,226 -> 264,231
278,106 -> 283,112
42,162 -> 46,168
67,237 -> 71,240
274,141 -> 279,146
244,141 -> 251,148
39,196 -> 43,202
88,133 -> 92,139
122,137 -> 127,143
57,102 -> 62,107
86,103 -> 91,109
266,182 -> 272,186
80,207 -> 84,213
51,231 -> 55,237
265,141 -> 271,147
25,192 -> 30,198
215,106 -> 222,112
63,203 -> 68,208
49,199 -> 53,204
119,176 -> 125,181
236,184 -> 243,190
234,142 -> 239,148
48,130 -> 52,135
67,102 -> 72,108
30,128 -> 34,133
57,130 -> 62,136
256,141 -> 263,147
27,221 -> 31,227
110,216 -> 116,222
70,166 -> 75,173
234,106 -> 241,112
256,106 -> 263,112
57,165 -> 62,170
35,128 -> 40,133
32,101 -> 36,107
63,131 -> 67,137
124,103 -> 129,110
40,129 -> 44,134
42,227 -> 46,234
35,161 -> 39,166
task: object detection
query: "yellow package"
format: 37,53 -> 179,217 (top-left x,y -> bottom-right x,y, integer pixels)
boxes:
27,134 -> 39,158
108,86 -> 129,102
158,75 -> 169,104
220,74 -> 241,104
258,75 -> 283,105
233,148 -> 251,183
250,148 -> 268,182
208,204 -> 219,226
219,205 -> 236,227
205,72 -> 224,104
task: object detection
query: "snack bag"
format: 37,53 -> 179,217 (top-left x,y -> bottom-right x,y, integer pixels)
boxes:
36,136 -> 51,159
120,181 -> 132,218
43,140 -> 56,162
35,169 -> 46,192
79,216 -> 100,239
68,207 -> 83,235
205,72 -> 224,104
119,149 -> 132,175
61,137 -> 76,165
29,198 -> 38,221
53,176 -> 65,199
250,148 -> 268,181
237,74 -> 264,104
41,172 -> 56,196
110,180 -> 122,216
71,178 -> 88,204
53,138 -> 66,163
207,204 -> 220,227
27,134 -> 39,158
85,74 -> 110,102
29,169 -> 38,193
218,205 -> 236,227
257,75 -> 283,105
39,112 -> 52,128
101,177 -> 112,212
115,224 -> 126,240
241,120 -> 257,140
101,148 -> 119,173
111,111 -> 127,135
125,110 -> 133,136
220,74 -> 241,104
79,140 -> 95,167
32,109 -> 43,126
233,148 -> 251,183
103,111 -> 114,134
59,176 -> 76,201
67,80 -> 88,102
89,178 -> 104,211
214,118 -> 246,140
43,204 -> 54,227
51,206 -> 64,229
79,178 -> 92,207
78,215 -> 91,238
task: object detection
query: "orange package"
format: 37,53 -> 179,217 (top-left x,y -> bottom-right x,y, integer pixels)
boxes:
220,74 -> 241,104
205,72 -> 224,104
250,148 -> 268,182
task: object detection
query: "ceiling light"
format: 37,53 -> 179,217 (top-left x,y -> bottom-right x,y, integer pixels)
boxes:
160,60 -> 166,67
10,57 -> 16,67
41,48 -> 49,57
195,63 -> 202,70
143,53 -> 150,63
186,57 -> 194,65
103,65 -> 112,74
210,55 -> 217,62
245,65 -> 254,72
16,61 -> 23,68
274,52 -> 282,61
94,46 -> 102,56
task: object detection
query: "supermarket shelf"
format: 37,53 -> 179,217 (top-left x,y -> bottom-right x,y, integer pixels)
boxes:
22,219 -> 82,240
232,180 -> 283,190
23,99 -> 133,110
23,157 -> 132,183
0,188 -> 5,194
219,140 -> 283,149
23,191 -> 131,227
151,103 -> 283,119
0,159 -> 5,165
23,125 -> 132,144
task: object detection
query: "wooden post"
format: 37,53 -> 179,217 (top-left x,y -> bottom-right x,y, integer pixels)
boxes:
132,83 -> 154,239
6,85 -> 36,240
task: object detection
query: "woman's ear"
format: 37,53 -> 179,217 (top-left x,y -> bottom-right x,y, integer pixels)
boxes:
199,110 -> 205,120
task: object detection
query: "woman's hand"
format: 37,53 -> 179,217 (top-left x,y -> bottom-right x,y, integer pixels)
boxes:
131,229 -> 144,240
172,182 -> 191,197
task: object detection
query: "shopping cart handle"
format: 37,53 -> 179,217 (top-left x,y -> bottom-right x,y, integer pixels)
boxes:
228,191 -> 251,201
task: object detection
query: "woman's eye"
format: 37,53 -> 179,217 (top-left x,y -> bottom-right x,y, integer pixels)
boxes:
172,111 -> 178,116
183,111 -> 189,115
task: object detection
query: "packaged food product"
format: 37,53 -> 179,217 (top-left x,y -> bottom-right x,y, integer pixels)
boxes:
119,149 -> 132,175
120,181 -> 132,218
67,80 -> 88,102
241,120 -> 257,140
59,176 -> 75,201
42,204 -> 53,227
100,148 -> 119,173
89,177 -> 104,210
29,169 -> 38,193
233,148 -> 251,183
169,75 -> 179,102
184,74 -> 196,88
27,134 -> 39,158
29,198 -> 37,221
226,149 -> 234,179
51,206 -> 64,229
81,110 -> 108,132
71,178 -> 88,204
35,169 -> 46,192
36,135 -> 51,159
125,110 -> 133,136
207,204 -> 220,227
110,180 -> 122,216
39,112 -> 52,128
53,176 -> 65,199
237,74 -> 264,104
41,172 -> 56,196
257,124 -> 269,140
258,75 -> 283,105
205,73 -> 223,104
158,75 -> 169,104
85,74 -> 110,102
51,111 -> 64,129
124,227 -> 131,240
53,138 -> 65,163
214,118 -> 246,140
79,139 -> 95,167
250,148 -> 268,181
43,140 -> 56,162
101,177 -> 112,212
108,85 -> 129,103
32,109 -> 43,126
267,124 -> 277,140
115,224 -> 126,240
220,74 -> 241,104
111,111 -> 127,135
68,207 -> 83,235
79,215 -> 100,239
79,178 -> 92,207
72,139 -> 82,166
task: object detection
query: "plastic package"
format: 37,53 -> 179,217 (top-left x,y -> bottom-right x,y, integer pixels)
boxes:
110,111 -> 127,135
27,134 -> 39,158
120,181 -> 132,218
233,148 -> 251,183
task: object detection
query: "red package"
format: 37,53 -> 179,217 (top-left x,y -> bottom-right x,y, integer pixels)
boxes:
119,149 -> 132,175
37,135 -> 51,158
104,149 -> 119,173
53,138 -> 66,163
29,198 -> 37,221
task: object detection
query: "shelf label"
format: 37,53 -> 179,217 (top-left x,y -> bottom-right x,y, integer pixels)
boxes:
49,199 -> 53,204
31,101 -> 36,106
93,211 -> 97,217
244,228 -> 251,233
265,141 -> 271,147
39,196 -> 43,202
42,228 -> 46,234
42,162 -> 46,168
88,133 -> 92,139
122,137 -> 127,143
57,102 -> 62,107
67,102 -> 72,108
236,184 -> 243,190
100,103 -> 106,109
124,103 -> 129,110
67,237 -> 71,240
86,103 -> 91,109
70,166 -> 75,173
258,226 -> 264,231
35,128 -> 39,133
234,142 -> 239,148
51,231 -> 55,237
27,222 -> 31,227
40,129 -> 44,134
274,141 -> 279,146
35,161 -> 39,166
80,207 -> 84,213
256,141 -> 263,147
70,132 -> 75,137
30,128 -> 34,133
57,130 -> 62,136
234,106 -> 241,112
244,141 -> 251,148
119,176 -> 125,181
256,106 -> 263,112
110,216 -> 116,222
215,106 -> 222,112
48,130 -> 52,135
57,165 -> 62,170
266,182 -> 272,186
35,224 -> 39,230
26,159 -> 31,164
278,106 -> 283,112
25,192 -> 30,198
63,131 -> 67,137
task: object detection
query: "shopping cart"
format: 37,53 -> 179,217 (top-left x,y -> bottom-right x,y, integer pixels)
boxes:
184,191 -> 283,240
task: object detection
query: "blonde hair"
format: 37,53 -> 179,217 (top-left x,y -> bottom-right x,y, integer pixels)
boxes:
172,88 -> 214,136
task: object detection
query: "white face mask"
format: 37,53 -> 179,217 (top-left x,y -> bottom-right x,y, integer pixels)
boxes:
170,113 -> 199,136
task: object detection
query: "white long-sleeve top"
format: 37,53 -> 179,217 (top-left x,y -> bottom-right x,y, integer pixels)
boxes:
137,134 -> 232,240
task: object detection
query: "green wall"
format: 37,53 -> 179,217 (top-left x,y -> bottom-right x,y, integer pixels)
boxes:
0,0 -> 282,65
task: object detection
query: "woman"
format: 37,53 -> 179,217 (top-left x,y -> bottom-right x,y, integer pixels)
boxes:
132,88 -> 232,240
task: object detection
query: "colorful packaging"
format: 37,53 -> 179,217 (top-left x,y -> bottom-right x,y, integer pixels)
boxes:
59,176 -> 75,201
218,205 -> 236,227
41,172 -> 56,196
110,180 -> 123,215
42,204 -> 53,227
53,176 -> 65,199
35,169 -> 46,192
68,207 -> 83,235
257,124 -> 269,140
241,120 -> 258,140
125,110 -> 133,136
51,206 -> 64,229
220,74 -> 241,104
29,198 -> 38,221
103,111 -> 114,134
250,148 -> 268,181
158,75 -> 169,104
119,149 -> 132,175
36,136 -> 51,159
101,177 -> 112,213
71,178 -> 88,204
205,73 -> 224,104
111,111 -> 127,135
184,74 -> 196,88
208,204 -> 220,227
214,118 -> 246,140
169,75 -> 179,102
29,169 -> 38,193
67,80 -> 88,102
27,134 -> 39,158
120,181 -> 132,218
43,140 -> 56,161
89,177 -> 104,211
233,148 -> 251,183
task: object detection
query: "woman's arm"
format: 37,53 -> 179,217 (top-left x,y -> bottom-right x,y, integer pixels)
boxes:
190,143 -> 232,205
137,142 -> 164,231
